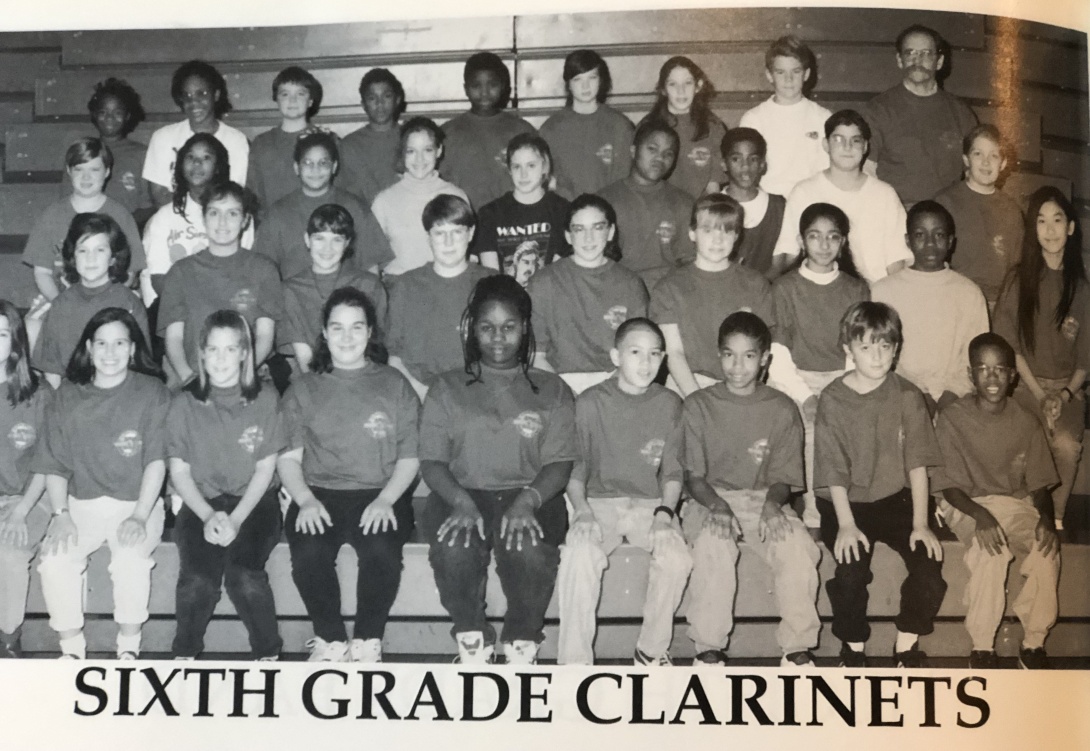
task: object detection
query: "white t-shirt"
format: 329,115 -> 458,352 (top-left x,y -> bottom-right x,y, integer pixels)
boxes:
739,96 -> 831,198
141,119 -> 250,190
772,172 -> 912,285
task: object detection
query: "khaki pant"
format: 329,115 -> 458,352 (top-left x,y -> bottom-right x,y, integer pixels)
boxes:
797,369 -> 843,529
682,489 -> 821,654
0,496 -> 50,634
557,497 -> 692,664
940,494 -> 1060,650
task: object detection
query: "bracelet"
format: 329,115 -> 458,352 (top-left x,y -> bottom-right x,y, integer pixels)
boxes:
522,486 -> 543,508
653,505 -> 676,520
51,507 -> 69,518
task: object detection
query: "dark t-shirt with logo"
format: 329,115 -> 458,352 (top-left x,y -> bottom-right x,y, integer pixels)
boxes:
0,387 -> 49,497
683,382 -> 804,492
157,249 -> 285,372
167,385 -> 286,498
281,364 -> 420,490
419,365 -> 576,491
34,372 -> 170,501
663,112 -> 729,200
474,192 -> 571,287
573,378 -> 682,499
540,105 -> 635,199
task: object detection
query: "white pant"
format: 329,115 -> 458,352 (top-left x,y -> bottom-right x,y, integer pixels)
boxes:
796,369 -> 843,529
557,497 -> 692,664
0,496 -> 50,634
37,496 -> 164,632
559,372 -> 613,396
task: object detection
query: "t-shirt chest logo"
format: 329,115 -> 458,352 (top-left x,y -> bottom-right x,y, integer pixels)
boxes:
747,438 -> 770,465
939,131 -> 961,152
656,221 -> 677,244
603,305 -> 628,330
364,411 -> 393,439
238,426 -> 264,454
1011,452 -> 1027,485
493,148 -> 508,168
114,430 -> 142,458
640,438 -> 665,467
513,411 -> 543,439
596,144 -> 614,166
7,422 -> 36,451
230,288 -> 257,313
120,171 -> 138,192
687,146 -> 712,168
1061,316 -> 1079,342
991,235 -> 1006,258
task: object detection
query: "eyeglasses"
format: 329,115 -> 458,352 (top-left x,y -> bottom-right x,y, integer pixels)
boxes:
429,226 -> 470,243
900,49 -> 938,63
971,365 -> 1013,378
804,230 -> 844,245
828,134 -> 867,149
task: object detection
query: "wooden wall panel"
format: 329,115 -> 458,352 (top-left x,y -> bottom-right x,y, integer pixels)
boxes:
1043,146 -> 1090,199
0,51 -> 59,95
0,31 -> 63,51
0,184 -> 64,235
975,106 -> 1042,163
1002,172 -> 1073,209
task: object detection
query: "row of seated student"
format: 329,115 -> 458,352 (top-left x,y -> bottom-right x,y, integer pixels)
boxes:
0,173 -> 1083,668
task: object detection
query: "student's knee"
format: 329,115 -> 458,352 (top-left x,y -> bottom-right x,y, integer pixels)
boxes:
832,558 -> 873,590
1051,429 -> 1083,469
650,532 -> 693,580
108,548 -> 155,581
771,523 -> 821,567
37,549 -> 87,579
428,533 -> 490,578
559,538 -> 608,579
965,540 -> 1013,576
0,543 -> 34,570
691,529 -> 739,569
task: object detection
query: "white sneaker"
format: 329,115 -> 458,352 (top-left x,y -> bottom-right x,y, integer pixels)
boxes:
305,637 -> 348,662
117,651 -> 139,660
349,638 -> 382,663
454,631 -> 495,664
503,640 -> 539,665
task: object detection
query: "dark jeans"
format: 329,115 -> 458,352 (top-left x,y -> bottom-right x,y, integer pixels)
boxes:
285,487 -> 413,642
422,489 -> 566,644
173,488 -> 283,658
818,490 -> 947,644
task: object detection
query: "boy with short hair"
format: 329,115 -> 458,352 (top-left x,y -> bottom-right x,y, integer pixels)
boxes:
681,311 -> 821,666
815,301 -> 946,668
931,332 -> 1060,670
247,66 -> 324,210
556,318 -> 691,666
872,200 -> 989,412
739,36 -> 831,198
339,69 -> 406,206
720,127 -> 785,277
650,194 -> 773,397
255,132 -> 392,281
934,124 -> 1024,308
771,110 -> 912,284
440,52 -> 535,209
386,194 -> 497,400
599,120 -> 695,288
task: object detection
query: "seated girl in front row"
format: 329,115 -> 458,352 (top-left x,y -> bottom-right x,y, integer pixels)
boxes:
168,310 -> 286,660
35,308 -> 169,659
279,288 -> 420,663
420,275 -> 576,665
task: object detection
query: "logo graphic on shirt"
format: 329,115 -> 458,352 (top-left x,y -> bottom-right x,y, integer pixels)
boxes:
603,305 -> 628,330
1061,316 -> 1080,342
363,411 -> 393,439
992,235 -> 1006,258
940,131 -> 961,152
687,146 -> 712,168
494,147 -> 508,168
513,411 -> 543,439
503,241 -> 545,287
114,430 -> 142,458
747,438 -> 770,465
238,426 -> 264,454
7,423 -> 36,451
230,288 -> 257,313
656,221 -> 677,245
120,171 -> 137,192
641,438 -> 665,467
596,144 -> 614,166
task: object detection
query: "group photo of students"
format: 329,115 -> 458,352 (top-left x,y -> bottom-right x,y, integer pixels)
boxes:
0,9 -> 1085,671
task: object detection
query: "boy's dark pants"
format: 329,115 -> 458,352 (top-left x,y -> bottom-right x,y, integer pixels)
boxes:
817,489 -> 947,643
173,488 -> 283,658
285,487 -> 413,643
422,489 -> 566,644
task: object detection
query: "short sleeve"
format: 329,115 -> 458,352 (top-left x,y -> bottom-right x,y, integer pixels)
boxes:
813,392 -> 851,491
538,381 -> 578,466
353,205 -> 395,270
394,376 -> 422,460
474,202 -> 499,258
139,384 -> 172,465
764,401 -> 805,489
280,284 -> 308,347
157,264 -> 188,335
165,393 -> 193,463
927,410 -> 974,494
255,263 -> 286,322
141,128 -> 174,189
21,205 -> 63,270
901,386 -> 942,472
418,380 -> 454,463
648,277 -> 680,326
254,390 -> 289,462
31,391 -> 73,480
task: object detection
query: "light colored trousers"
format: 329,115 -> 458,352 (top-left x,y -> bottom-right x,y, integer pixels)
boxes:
682,489 -> 821,654
0,496 -> 50,634
37,496 -> 164,632
796,370 -> 843,529
557,497 -> 693,664
940,494 -> 1060,650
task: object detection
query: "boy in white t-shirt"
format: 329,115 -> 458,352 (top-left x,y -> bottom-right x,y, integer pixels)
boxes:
740,36 -> 831,198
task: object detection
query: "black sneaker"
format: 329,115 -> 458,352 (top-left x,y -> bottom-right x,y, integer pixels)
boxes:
894,645 -> 928,668
693,649 -> 728,666
968,650 -> 998,669
838,643 -> 867,668
1019,647 -> 1050,670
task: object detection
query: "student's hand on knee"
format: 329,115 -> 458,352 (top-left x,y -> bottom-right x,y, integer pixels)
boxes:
834,525 -> 869,564
704,510 -> 741,542
45,513 -> 78,555
117,515 -> 148,547
437,502 -> 485,548
359,498 -> 398,535
501,498 -> 543,552
909,525 -> 943,561
0,507 -> 29,549
295,499 -> 332,535
569,510 -> 602,545
1035,518 -> 1060,557
971,508 -> 1007,556
758,501 -> 791,543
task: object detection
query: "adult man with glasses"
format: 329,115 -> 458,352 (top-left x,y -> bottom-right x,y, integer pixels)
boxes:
864,25 -> 979,207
